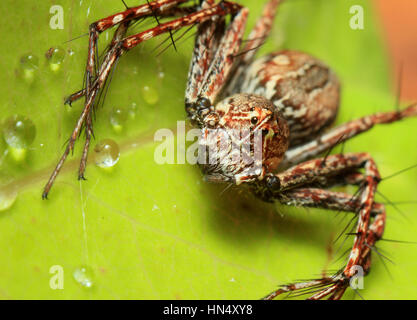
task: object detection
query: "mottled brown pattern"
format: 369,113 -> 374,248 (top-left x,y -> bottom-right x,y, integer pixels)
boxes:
235,50 -> 340,146
199,93 -> 289,183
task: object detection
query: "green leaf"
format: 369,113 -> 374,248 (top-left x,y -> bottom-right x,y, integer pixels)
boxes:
1,0 -> 416,299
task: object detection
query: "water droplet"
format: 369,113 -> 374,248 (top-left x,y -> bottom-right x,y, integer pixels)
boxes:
93,139 -> 120,169
152,204 -> 159,211
141,85 -> 159,105
128,102 -> 138,119
46,47 -> 66,72
158,71 -> 165,79
0,186 -> 17,212
2,115 -> 36,161
73,266 -> 94,288
67,49 -> 75,57
20,54 -> 39,83
109,107 -> 128,132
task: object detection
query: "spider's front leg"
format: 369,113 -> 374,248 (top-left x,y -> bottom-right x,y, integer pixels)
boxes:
254,152 -> 384,300
42,0 -> 243,198
42,22 -> 128,198
184,0 -> 285,184
65,0 -> 200,106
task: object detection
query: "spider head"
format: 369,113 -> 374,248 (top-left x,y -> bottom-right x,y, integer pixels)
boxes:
198,93 -> 289,185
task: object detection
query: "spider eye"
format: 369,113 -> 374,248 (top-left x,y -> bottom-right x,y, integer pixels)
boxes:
196,97 -> 211,109
266,175 -> 280,190
262,128 -> 269,136
251,116 -> 258,125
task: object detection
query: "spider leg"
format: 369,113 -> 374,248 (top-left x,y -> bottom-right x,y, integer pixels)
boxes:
64,89 -> 85,106
78,112 -> 93,180
256,152 -> 383,299
42,40 -> 121,199
225,0 -> 282,95
278,188 -> 384,217
264,188 -> 386,300
66,0 -> 197,105
78,20 -> 131,181
84,0 -> 192,96
196,7 -> 247,104
283,102 -> 417,166
185,1 -> 249,124
236,0 -> 281,64
92,0 -> 190,34
43,1 -> 243,198
185,0 -> 226,110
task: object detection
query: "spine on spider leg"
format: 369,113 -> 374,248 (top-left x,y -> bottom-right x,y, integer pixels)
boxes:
224,0 -> 282,95
381,102 -> 417,121
65,1 -> 193,106
184,0 -> 225,117
121,2 -> 243,49
359,102 -> 417,133
362,102 -> 417,126
237,0 -> 282,64
92,0 -> 190,33
43,1 -> 244,198
42,33 -> 123,199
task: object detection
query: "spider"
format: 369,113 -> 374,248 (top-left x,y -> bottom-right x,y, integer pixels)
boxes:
42,0 -> 417,299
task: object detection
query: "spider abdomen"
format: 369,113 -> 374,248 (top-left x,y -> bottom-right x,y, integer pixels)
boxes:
233,50 -> 340,146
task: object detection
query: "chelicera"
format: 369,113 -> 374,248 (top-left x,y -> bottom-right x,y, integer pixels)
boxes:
42,0 -> 417,299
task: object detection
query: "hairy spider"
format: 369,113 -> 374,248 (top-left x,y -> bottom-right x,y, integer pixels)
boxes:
42,0 -> 417,299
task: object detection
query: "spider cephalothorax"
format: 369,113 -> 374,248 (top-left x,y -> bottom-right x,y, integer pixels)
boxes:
198,93 -> 289,184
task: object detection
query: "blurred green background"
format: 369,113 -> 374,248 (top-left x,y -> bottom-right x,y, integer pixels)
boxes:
0,0 -> 416,299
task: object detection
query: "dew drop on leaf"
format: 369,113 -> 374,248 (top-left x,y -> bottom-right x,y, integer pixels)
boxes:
73,266 -> 94,288
128,102 -> 138,119
46,47 -> 66,72
2,115 -> 36,161
109,107 -> 128,132
93,139 -> 120,169
19,53 -> 39,83
141,85 -> 159,105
